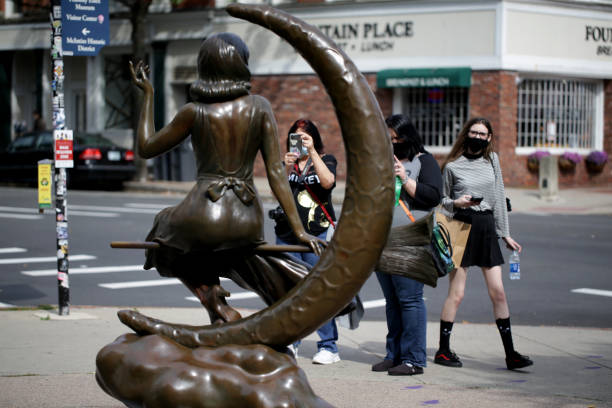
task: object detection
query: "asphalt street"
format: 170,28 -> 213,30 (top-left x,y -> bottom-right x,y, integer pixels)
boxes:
0,186 -> 611,328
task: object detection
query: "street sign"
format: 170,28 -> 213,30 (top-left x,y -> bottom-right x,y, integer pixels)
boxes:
54,129 -> 74,168
61,0 -> 109,56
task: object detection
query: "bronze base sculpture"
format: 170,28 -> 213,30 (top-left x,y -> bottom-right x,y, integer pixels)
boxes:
97,334 -> 332,408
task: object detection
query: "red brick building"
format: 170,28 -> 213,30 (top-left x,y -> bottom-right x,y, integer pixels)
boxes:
243,1 -> 612,187
2,0 -> 611,186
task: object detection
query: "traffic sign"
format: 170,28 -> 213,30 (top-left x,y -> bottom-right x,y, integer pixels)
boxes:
61,0 -> 109,56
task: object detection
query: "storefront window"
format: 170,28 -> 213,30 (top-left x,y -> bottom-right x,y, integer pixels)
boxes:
399,87 -> 469,150
517,78 -> 601,151
104,55 -> 133,129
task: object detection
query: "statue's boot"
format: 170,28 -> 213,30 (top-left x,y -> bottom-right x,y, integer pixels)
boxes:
194,284 -> 242,324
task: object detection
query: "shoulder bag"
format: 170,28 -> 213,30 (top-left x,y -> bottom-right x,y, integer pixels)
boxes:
399,201 -> 455,278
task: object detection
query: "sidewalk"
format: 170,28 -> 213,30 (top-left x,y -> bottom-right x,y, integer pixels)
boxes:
1,306 -> 611,407
125,179 -> 612,215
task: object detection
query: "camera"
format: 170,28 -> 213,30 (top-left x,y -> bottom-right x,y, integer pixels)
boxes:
268,206 -> 286,221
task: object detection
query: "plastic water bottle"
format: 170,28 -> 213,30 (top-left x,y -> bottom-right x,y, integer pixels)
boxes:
509,250 -> 520,280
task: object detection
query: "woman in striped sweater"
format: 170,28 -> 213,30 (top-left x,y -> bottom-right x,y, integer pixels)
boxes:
434,117 -> 533,371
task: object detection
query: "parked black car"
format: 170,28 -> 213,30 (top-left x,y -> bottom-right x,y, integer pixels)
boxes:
0,131 -> 136,188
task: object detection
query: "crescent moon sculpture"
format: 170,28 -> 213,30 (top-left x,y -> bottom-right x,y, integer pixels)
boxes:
116,3 -> 394,349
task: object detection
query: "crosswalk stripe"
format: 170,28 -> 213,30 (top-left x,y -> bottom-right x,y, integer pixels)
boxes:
0,247 -> 27,254
0,254 -> 96,265
125,203 -> 170,209
0,206 -> 118,218
70,205 -> 159,214
99,278 -> 181,289
69,211 -> 119,217
571,288 -> 612,298
23,265 -> 148,277
362,299 -> 386,309
184,291 -> 259,303
0,213 -> 43,220
0,206 -> 45,213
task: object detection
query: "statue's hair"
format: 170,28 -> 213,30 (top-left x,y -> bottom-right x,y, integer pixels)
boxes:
189,33 -> 251,103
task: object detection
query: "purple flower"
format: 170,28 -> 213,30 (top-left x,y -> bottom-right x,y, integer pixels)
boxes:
560,152 -> 582,164
586,151 -> 608,165
528,150 -> 550,161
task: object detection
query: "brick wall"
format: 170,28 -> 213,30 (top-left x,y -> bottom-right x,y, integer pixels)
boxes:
251,71 -> 612,187
469,70 -> 533,187
250,73 -> 391,181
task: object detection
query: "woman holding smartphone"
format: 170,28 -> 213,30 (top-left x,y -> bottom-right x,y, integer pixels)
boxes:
273,118 -> 340,365
435,117 -> 532,371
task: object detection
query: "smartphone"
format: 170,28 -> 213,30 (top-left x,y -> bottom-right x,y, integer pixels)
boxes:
289,133 -> 302,156
470,196 -> 483,203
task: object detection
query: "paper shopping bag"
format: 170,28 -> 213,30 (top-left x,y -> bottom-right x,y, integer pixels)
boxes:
436,212 -> 472,267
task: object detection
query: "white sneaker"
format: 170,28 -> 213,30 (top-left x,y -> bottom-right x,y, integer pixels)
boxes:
287,344 -> 298,358
312,349 -> 340,365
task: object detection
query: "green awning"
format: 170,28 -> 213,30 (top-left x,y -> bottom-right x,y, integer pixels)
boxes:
377,67 -> 472,88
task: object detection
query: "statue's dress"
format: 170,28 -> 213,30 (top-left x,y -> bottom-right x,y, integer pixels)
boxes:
143,95 -> 309,305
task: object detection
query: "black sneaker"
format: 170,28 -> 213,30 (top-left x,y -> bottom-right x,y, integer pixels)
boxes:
506,351 -> 533,370
388,363 -> 424,376
371,359 -> 395,372
434,349 -> 463,367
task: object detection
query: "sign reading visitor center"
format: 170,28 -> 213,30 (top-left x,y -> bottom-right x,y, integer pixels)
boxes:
61,0 -> 109,56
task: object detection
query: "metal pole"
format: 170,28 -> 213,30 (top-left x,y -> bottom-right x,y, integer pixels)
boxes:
51,0 -> 69,315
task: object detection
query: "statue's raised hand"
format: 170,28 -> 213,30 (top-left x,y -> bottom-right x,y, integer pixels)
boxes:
129,60 -> 152,93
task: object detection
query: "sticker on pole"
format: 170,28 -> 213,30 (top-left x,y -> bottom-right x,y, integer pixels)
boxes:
54,129 -> 74,168
38,160 -> 53,209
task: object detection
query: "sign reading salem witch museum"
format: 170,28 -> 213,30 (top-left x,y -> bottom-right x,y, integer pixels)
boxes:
61,0 -> 109,56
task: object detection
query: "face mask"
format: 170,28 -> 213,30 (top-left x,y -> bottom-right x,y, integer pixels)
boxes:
465,137 -> 489,153
393,142 -> 410,160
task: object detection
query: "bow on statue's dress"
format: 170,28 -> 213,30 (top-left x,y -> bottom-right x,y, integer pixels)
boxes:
206,176 -> 256,205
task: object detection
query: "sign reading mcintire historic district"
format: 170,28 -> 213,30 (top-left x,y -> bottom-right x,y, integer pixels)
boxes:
61,0 -> 109,56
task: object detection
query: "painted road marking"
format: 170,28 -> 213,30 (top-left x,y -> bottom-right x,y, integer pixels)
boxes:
125,203 -> 170,209
23,265 -> 148,277
70,211 -> 119,217
571,288 -> 612,298
0,212 -> 44,220
362,299 -> 386,309
0,247 -> 27,254
70,205 -> 159,214
0,206 -> 118,218
0,254 -> 96,265
185,291 -> 260,303
98,276 -> 230,289
99,278 -> 181,289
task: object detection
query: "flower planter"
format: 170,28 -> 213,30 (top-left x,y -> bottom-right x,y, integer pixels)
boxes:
586,160 -> 606,174
527,159 -> 539,173
558,157 -> 576,173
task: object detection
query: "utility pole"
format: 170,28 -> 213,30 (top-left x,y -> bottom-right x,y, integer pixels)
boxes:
50,0 -> 71,315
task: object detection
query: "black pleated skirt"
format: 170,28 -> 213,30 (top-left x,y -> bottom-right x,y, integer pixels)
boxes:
454,209 -> 504,268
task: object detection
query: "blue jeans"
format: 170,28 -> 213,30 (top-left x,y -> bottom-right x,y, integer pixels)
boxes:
277,231 -> 338,353
375,270 -> 426,367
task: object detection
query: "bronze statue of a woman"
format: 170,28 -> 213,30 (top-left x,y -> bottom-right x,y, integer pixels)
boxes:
130,33 -> 324,324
